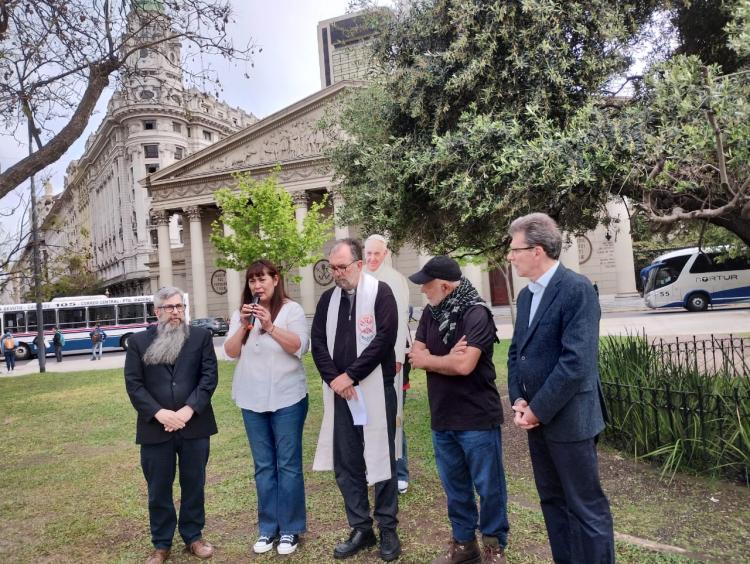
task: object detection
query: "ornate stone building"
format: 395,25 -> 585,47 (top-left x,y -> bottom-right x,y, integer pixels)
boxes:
143,11 -> 638,320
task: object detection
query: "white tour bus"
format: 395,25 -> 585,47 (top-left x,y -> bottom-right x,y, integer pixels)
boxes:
0,294 -> 189,360
643,247 -> 750,311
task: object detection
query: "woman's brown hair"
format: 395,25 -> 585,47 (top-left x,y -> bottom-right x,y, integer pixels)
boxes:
240,260 -> 287,344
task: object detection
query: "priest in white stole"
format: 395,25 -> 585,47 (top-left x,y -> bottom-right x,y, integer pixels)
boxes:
311,239 -> 401,562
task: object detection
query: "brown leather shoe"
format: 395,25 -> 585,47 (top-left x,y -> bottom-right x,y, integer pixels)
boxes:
431,538 -> 481,564
186,539 -> 214,559
145,548 -> 170,564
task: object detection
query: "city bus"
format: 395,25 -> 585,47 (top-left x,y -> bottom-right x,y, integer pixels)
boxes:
0,294 -> 190,360
643,247 -> 750,311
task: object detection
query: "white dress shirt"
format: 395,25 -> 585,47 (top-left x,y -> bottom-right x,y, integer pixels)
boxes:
225,300 -> 309,412
528,261 -> 560,326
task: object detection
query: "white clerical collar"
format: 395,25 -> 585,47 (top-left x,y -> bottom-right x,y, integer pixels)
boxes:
528,261 -> 560,294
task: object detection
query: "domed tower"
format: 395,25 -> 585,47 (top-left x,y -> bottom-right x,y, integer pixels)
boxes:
120,0 -> 184,107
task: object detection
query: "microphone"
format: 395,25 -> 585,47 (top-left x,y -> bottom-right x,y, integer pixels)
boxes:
246,295 -> 260,330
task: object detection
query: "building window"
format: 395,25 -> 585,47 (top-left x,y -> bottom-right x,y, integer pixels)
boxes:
187,127 -> 191,138
172,121 -> 181,133
146,164 -> 159,174
217,111 -> 224,119
143,144 -> 159,158
174,147 -> 184,160
150,229 -> 158,246
139,90 -> 154,100
202,130 -> 212,141
140,48 -> 149,58
143,120 -> 156,130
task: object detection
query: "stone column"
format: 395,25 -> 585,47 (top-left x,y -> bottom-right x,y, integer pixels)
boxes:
559,233 -> 581,273
293,192 -> 316,314
223,223 -> 243,316
330,189 -> 350,239
152,210 -> 173,288
417,252 -> 434,306
606,199 -> 639,296
185,206 -> 208,318
462,263 -> 490,302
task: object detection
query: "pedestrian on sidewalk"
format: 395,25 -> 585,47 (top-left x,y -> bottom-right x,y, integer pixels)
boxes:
2,330 -> 17,373
90,324 -> 106,360
52,327 -> 65,363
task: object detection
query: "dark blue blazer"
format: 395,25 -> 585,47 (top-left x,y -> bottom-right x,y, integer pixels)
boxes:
507,264 -> 606,442
124,325 -> 218,445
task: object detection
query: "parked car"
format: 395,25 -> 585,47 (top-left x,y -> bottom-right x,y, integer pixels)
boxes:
190,317 -> 229,336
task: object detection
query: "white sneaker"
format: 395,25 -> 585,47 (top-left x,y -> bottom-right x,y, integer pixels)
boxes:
277,534 -> 299,555
253,535 -> 277,554
398,480 -> 409,494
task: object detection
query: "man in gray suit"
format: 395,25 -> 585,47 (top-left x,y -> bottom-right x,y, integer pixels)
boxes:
507,213 -> 614,564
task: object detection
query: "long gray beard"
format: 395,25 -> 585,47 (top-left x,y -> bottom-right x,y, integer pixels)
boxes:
143,321 -> 189,366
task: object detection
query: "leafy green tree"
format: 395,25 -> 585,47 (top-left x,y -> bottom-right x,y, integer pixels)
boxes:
210,172 -> 333,281
330,0 -> 750,259
330,0 -> 658,260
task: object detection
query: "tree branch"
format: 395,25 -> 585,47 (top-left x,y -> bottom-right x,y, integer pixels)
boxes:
0,59 -> 117,197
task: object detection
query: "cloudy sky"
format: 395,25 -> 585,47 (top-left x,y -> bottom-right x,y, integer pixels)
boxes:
0,0 -> 356,231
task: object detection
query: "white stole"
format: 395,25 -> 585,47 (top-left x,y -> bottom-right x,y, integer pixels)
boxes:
312,272 -> 392,485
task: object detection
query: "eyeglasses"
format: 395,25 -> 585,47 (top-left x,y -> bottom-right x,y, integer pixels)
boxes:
158,304 -> 185,312
327,259 -> 359,274
508,246 -> 536,255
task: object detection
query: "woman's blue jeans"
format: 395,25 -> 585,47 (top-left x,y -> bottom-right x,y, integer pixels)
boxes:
242,395 -> 308,537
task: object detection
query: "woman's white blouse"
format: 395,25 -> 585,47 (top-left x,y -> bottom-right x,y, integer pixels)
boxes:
224,300 -> 309,412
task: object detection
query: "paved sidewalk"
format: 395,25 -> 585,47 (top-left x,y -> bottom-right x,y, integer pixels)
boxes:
0,342 -> 227,378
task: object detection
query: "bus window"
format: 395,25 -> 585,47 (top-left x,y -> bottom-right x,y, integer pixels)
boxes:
28,310 -> 57,331
3,311 -> 26,333
689,253 -> 714,274
117,303 -> 146,324
146,303 -> 158,323
710,254 -> 750,272
88,306 -> 116,326
58,307 -> 87,329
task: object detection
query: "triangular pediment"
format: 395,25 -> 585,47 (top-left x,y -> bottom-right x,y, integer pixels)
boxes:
147,80 -> 359,186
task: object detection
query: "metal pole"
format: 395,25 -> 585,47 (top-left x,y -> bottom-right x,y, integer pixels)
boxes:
28,117 -> 46,373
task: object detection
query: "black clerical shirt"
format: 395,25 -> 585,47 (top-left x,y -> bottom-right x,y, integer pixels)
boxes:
311,280 -> 398,387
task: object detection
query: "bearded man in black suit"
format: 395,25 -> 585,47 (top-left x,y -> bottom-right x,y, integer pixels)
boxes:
125,286 -> 218,564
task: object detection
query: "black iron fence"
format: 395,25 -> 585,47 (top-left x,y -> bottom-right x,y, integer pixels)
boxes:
599,333 -> 750,484
650,334 -> 750,377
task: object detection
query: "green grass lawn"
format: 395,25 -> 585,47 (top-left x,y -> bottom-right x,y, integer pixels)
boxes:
0,343 -> 745,562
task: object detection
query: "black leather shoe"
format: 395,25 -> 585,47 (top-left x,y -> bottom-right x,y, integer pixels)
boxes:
333,528 -> 377,559
379,528 -> 401,561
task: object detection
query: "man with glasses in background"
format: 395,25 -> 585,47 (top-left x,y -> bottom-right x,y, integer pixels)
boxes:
311,238 -> 401,562
125,286 -> 219,564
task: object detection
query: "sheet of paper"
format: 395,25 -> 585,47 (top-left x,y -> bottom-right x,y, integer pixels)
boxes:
347,385 -> 367,426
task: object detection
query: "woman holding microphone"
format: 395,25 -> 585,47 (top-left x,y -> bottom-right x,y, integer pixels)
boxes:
224,259 -> 309,555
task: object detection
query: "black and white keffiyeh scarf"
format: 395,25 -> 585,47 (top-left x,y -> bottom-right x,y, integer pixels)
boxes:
429,277 -> 486,344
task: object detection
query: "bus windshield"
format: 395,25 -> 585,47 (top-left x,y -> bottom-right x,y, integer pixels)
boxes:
644,254 -> 692,293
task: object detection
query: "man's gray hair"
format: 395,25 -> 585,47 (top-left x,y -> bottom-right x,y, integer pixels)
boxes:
154,286 -> 185,307
509,213 -> 562,259
365,234 -> 389,248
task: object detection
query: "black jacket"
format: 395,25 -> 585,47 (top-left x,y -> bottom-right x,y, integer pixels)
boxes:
124,325 -> 218,445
